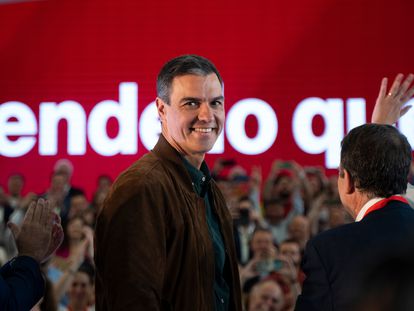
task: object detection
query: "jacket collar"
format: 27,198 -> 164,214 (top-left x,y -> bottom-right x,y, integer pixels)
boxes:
151,134 -> 206,195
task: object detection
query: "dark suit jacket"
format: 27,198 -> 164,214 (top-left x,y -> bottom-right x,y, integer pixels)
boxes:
0,255 -> 44,310
295,200 -> 414,311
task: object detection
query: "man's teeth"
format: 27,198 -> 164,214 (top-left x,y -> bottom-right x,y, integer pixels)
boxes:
193,128 -> 213,133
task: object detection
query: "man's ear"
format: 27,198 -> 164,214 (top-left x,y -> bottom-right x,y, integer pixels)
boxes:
156,97 -> 167,122
343,169 -> 355,194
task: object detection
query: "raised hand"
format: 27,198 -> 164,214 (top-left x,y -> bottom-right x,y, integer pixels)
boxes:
8,198 -> 63,263
371,73 -> 414,124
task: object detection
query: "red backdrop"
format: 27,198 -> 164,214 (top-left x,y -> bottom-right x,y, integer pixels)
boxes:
1,0 -> 413,197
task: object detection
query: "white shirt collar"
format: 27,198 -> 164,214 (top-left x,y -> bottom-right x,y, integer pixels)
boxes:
355,195 -> 404,222
355,197 -> 384,222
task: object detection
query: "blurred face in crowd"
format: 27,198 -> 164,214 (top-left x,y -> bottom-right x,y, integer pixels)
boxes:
306,172 -> 324,196
288,216 -> 310,245
67,217 -> 85,241
7,174 -> 24,196
50,173 -> 66,195
157,73 -> 224,167
249,280 -> 285,311
280,241 -> 301,267
69,194 -> 89,218
265,203 -> 285,224
274,176 -> 294,198
69,271 -> 93,309
251,230 -> 274,258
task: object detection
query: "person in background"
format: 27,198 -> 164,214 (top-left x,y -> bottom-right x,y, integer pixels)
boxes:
1,198 -> 63,310
295,73 -> 414,311
247,279 -> 285,311
287,216 -> 310,252
58,262 -> 95,311
279,239 -> 304,285
233,195 -> 262,265
49,215 -> 94,307
53,159 -> 84,222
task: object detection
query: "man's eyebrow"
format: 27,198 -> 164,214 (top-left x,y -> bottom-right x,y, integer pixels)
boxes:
179,97 -> 201,104
211,95 -> 224,102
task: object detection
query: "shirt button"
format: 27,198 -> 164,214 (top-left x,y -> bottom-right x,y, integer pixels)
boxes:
202,176 -> 206,182
220,298 -> 224,304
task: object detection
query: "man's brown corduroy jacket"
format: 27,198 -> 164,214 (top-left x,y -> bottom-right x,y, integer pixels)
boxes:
95,134 -> 242,311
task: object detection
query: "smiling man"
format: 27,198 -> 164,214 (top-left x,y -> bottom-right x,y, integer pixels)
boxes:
95,55 -> 242,311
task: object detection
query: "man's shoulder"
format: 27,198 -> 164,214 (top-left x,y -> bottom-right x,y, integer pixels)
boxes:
310,222 -> 359,245
115,151 -> 170,187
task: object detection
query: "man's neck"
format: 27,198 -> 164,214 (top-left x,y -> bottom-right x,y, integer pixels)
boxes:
183,154 -> 204,169
348,192 -> 375,219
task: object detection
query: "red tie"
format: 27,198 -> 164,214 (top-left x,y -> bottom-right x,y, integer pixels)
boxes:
362,195 -> 409,219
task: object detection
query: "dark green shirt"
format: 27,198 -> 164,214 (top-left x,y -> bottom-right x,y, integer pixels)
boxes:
182,158 -> 230,311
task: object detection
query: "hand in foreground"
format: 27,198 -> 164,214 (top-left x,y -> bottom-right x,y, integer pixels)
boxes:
371,73 -> 414,124
8,198 -> 63,263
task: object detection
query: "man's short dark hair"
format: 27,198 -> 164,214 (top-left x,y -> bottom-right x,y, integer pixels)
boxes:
340,123 -> 412,198
157,54 -> 223,104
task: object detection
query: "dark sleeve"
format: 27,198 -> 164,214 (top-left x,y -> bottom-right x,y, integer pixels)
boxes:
95,178 -> 167,311
294,241 -> 333,311
0,256 -> 45,311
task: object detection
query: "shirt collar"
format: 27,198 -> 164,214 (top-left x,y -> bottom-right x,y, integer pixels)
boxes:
181,156 -> 211,197
355,195 -> 404,222
355,197 -> 384,222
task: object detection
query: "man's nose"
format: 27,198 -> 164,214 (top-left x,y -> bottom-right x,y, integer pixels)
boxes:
198,102 -> 214,122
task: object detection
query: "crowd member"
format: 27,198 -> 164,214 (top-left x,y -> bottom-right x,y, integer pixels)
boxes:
279,239 -> 304,285
53,159 -> 84,222
295,72 -> 414,311
233,196 -> 263,265
58,262 -> 95,311
302,168 -> 327,213
95,55 -> 242,310
1,198 -> 63,310
91,175 -> 112,213
49,216 -> 94,307
247,279 -> 285,311
286,216 -> 310,252
68,193 -> 90,219
240,228 -> 277,287
262,162 -> 306,245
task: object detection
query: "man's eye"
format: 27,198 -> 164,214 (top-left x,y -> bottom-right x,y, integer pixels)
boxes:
185,102 -> 198,107
211,100 -> 223,106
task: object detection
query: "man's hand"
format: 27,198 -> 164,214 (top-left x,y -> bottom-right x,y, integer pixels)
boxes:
8,198 -> 63,263
371,73 -> 414,124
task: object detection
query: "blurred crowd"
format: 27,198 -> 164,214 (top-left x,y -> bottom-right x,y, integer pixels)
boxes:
1,157 -> 413,311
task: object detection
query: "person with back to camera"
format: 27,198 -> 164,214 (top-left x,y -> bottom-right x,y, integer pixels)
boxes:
0,198 -> 64,310
295,73 -> 414,311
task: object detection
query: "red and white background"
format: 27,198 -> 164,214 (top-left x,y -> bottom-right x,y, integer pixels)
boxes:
1,0 -> 414,197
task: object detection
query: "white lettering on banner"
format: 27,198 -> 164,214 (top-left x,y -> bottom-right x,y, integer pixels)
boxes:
39,101 -> 86,155
1,83 -> 413,168
0,101 -> 37,157
226,98 -> 278,155
292,97 -> 344,169
346,98 -> 366,132
139,101 -> 160,151
88,83 -> 138,156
